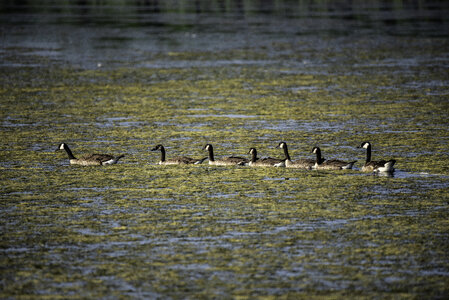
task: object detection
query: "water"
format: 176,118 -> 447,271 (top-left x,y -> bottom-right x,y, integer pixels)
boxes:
1,1 -> 449,298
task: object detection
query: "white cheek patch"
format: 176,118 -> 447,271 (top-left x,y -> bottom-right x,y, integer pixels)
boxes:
59,144 -> 65,150
102,159 -> 115,165
363,143 -> 369,149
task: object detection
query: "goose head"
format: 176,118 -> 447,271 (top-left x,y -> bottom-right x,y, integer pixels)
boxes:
311,147 -> 320,154
358,141 -> 371,149
248,148 -> 257,155
203,144 -> 213,151
56,143 -> 67,152
276,142 -> 287,149
151,144 -> 164,151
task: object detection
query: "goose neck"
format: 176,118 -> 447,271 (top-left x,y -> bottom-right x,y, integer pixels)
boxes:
314,148 -> 323,165
64,145 -> 76,160
159,146 -> 166,162
250,150 -> 257,163
283,145 -> 291,161
207,146 -> 214,161
365,144 -> 372,163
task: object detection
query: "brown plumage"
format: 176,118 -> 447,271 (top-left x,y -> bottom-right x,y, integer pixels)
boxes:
248,148 -> 285,167
276,142 -> 314,169
358,142 -> 396,172
151,144 -> 206,165
312,147 -> 356,170
203,144 -> 248,166
56,143 -> 124,166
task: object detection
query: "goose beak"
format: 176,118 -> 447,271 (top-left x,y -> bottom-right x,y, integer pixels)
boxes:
150,147 -> 158,151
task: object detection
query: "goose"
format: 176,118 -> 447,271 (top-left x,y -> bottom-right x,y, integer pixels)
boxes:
151,144 -> 207,165
203,144 -> 248,166
248,148 -> 285,167
55,143 -> 124,166
357,141 -> 396,172
311,147 -> 356,170
276,142 -> 315,169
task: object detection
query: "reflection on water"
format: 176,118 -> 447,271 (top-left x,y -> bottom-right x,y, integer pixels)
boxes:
1,0 -> 448,69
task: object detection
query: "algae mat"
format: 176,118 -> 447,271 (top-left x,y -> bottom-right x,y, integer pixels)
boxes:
1,63 -> 448,298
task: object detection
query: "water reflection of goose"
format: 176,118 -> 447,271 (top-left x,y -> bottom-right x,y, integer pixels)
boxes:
56,143 -> 125,166
276,142 -> 315,169
247,148 -> 285,167
203,144 -> 248,166
151,144 -> 207,165
312,147 -> 356,170
358,141 -> 396,173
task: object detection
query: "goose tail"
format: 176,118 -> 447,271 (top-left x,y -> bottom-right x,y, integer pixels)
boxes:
378,159 -> 396,172
195,157 -> 208,164
343,160 -> 357,169
114,154 -> 125,163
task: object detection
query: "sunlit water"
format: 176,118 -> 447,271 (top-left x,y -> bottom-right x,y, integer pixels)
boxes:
1,1 -> 449,298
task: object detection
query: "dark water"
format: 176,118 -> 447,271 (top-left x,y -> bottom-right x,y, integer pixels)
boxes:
2,1 -> 448,69
1,1 -> 449,298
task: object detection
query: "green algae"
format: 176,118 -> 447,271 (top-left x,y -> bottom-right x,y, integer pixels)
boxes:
1,44 -> 449,299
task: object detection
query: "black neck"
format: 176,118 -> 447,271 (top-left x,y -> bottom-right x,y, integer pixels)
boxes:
250,149 -> 258,163
365,144 -> 372,163
64,145 -> 76,160
207,146 -> 214,161
159,146 -> 166,162
314,148 -> 324,164
283,145 -> 291,161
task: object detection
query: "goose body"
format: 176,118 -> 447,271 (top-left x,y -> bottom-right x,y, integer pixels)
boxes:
151,144 -> 206,165
56,143 -> 124,166
203,144 -> 248,166
358,142 -> 396,173
276,142 -> 314,169
312,147 -> 356,170
248,148 -> 285,167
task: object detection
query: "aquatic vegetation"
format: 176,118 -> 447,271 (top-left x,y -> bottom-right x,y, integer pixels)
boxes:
1,2 -> 449,298
1,59 -> 449,297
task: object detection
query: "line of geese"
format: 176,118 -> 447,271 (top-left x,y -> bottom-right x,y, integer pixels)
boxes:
56,141 -> 396,173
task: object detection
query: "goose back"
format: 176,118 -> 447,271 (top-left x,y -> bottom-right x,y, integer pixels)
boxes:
358,141 -> 396,172
204,144 -> 248,166
248,148 -> 285,167
56,143 -> 124,165
277,142 -> 313,169
151,144 -> 206,165
312,147 -> 356,170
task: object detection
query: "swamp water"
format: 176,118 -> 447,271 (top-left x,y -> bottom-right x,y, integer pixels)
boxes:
1,1 -> 449,298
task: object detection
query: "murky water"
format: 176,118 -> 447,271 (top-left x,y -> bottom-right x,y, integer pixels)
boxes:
1,1 -> 449,298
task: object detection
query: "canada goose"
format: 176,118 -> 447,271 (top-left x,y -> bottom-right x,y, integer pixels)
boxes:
203,144 -> 248,166
276,142 -> 315,169
311,147 -> 356,170
358,141 -> 396,172
151,144 -> 207,165
248,148 -> 285,167
55,143 -> 124,166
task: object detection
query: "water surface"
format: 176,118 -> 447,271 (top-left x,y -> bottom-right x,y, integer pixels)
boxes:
1,1 -> 449,298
